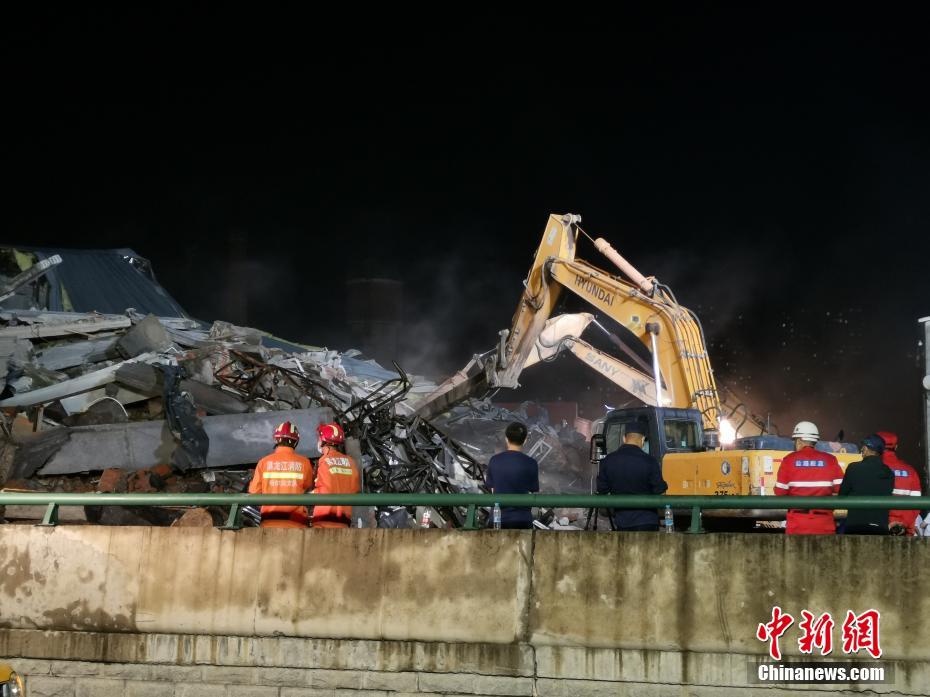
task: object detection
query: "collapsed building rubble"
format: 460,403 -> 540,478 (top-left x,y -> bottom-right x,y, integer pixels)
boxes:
434,399 -> 593,494
0,248 -> 593,529
0,309 -> 492,526
431,399 -> 596,528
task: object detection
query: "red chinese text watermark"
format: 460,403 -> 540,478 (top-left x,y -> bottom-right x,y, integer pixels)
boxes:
757,608 -> 882,660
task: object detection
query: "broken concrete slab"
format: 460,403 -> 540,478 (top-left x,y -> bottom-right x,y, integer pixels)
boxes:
163,327 -> 212,349
33,337 -> 118,371
9,428 -> 70,479
7,363 -> 70,396
116,314 -> 173,358
181,380 -> 250,415
60,397 -> 129,426
114,362 -> 249,415
0,310 -> 124,324
0,338 -> 33,366
125,310 -> 200,331
30,407 -> 334,476
58,386 -> 151,415
209,320 -> 262,347
114,362 -> 170,394
0,352 -> 157,407
0,315 -> 130,339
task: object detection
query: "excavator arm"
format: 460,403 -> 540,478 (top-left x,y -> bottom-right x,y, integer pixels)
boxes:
415,213 -> 758,438
541,256 -> 720,430
523,324 -> 661,406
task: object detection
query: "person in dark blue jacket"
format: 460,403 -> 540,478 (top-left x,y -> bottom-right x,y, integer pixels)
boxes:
485,422 -> 540,529
596,421 -> 668,530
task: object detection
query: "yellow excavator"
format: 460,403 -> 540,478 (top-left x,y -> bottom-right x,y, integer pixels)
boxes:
415,213 -> 860,515
0,663 -> 26,695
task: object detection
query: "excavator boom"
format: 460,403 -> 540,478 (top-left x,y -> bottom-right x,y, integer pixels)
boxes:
415,212 -> 770,439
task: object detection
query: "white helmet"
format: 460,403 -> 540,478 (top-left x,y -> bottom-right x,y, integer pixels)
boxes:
792,421 -> 819,443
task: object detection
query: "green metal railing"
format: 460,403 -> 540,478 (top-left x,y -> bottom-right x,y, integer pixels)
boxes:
1,492 -> 927,533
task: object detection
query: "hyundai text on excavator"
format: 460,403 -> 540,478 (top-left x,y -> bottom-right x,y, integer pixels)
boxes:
414,213 -> 860,518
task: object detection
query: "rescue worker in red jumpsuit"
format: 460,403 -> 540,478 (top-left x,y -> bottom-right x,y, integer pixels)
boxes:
311,423 -> 361,528
248,421 -> 314,528
877,431 -> 923,535
774,421 -> 844,534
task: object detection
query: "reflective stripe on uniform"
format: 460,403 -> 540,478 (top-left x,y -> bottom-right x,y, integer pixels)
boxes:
785,481 -> 835,487
832,478 -> 843,485
775,482 -> 790,490
263,472 -> 304,480
892,488 -> 922,496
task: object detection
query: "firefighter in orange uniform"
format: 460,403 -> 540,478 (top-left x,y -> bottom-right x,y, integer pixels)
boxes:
248,421 -> 314,528
311,422 -> 361,528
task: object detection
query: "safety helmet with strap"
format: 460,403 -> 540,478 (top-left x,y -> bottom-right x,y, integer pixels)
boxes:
273,421 -> 300,446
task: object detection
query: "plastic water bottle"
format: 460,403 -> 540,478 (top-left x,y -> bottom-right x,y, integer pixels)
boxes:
663,505 -> 674,533
420,508 -> 431,528
493,503 -> 502,530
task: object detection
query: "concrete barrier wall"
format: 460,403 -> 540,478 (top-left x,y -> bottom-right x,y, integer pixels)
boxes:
531,533 -> 930,657
0,527 -> 532,644
1,527 -> 929,695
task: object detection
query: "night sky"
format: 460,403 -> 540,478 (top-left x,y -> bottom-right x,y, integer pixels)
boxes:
4,10 -> 929,463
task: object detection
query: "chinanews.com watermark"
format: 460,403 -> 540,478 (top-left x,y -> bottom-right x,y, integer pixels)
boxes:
751,606 -> 893,685
750,661 -> 893,685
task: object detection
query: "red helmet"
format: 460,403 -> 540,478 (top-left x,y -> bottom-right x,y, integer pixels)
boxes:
876,431 -> 898,451
317,422 -> 344,446
273,421 -> 300,446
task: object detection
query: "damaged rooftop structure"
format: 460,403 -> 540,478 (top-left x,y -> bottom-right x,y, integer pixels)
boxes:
0,246 -> 591,528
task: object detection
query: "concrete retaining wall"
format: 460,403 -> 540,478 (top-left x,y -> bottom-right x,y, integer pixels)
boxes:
1,527 -> 928,695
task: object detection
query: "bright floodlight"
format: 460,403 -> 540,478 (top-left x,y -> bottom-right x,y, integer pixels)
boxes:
719,417 -> 737,445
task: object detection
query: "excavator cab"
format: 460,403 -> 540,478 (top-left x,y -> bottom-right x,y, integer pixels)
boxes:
591,407 -> 708,464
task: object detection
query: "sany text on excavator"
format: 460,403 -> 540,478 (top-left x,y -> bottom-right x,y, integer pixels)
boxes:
414,213 -> 860,515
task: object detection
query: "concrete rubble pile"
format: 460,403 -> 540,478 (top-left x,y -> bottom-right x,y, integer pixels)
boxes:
433,399 -> 594,529
0,309 -> 488,526
434,399 -> 592,494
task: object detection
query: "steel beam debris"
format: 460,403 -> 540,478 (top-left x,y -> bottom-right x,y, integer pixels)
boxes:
33,337 -> 118,371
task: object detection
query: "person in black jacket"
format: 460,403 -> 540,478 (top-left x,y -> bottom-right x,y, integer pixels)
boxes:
485,422 -> 540,529
596,421 -> 668,531
839,434 -> 895,535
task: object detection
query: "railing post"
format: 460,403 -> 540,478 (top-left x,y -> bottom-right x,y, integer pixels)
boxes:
220,504 -> 242,530
463,504 -> 479,530
687,505 -> 705,534
38,503 -> 59,527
